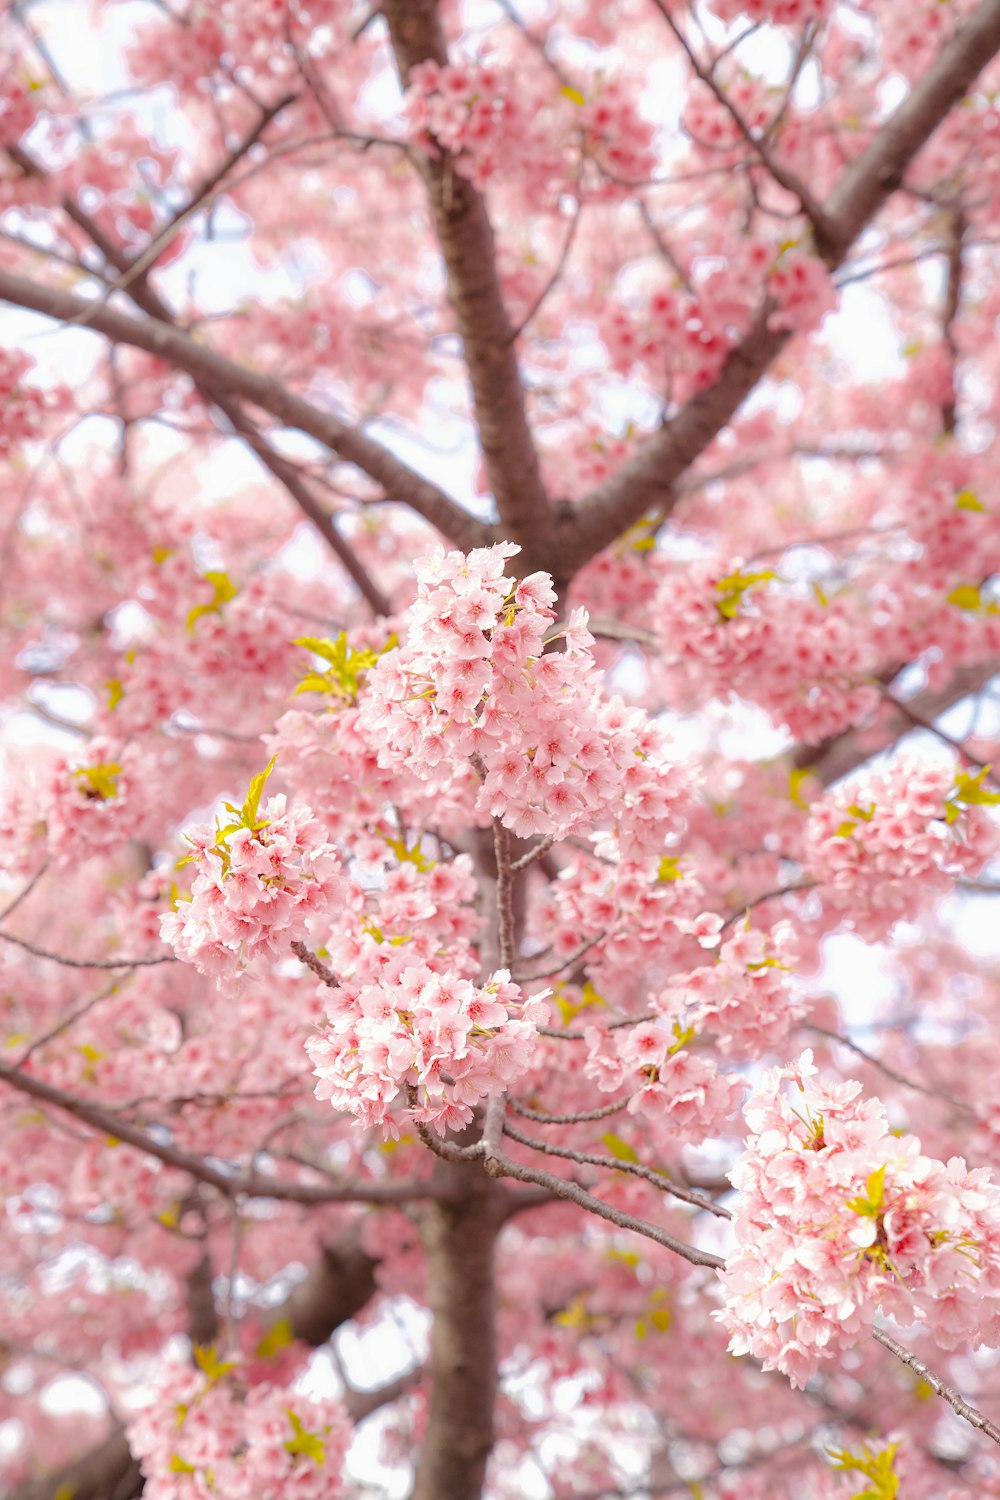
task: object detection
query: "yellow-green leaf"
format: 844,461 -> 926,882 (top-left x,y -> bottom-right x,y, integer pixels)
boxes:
168,1456 -> 196,1475
946,583 -> 983,611
243,755 -> 277,826
601,1132 -> 639,1163
105,679 -> 124,711
658,856 -> 683,881
561,84 -> 586,105
788,768 -> 812,809
193,1343 -> 237,1385
554,1294 -> 593,1329
72,762 -> 123,801
714,568 -> 779,621
649,1305 -> 672,1333
187,570 -> 238,633
284,1410 -> 326,1466
256,1317 -> 295,1358
955,489 -> 985,512
950,766 -> 1000,809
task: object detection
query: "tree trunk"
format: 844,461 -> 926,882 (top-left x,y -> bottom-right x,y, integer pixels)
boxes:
410,1167 -> 506,1500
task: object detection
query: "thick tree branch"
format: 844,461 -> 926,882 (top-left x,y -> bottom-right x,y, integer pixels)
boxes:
940,207 -> 966,434
381,0 -> 555,572
6,149 -> 392,614
795,661 -> 999,786
0,268 -> 489,555
563,0 -> 1000,572
0,1058 -> 452,1206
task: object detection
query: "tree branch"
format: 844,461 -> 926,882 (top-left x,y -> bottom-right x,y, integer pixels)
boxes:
0,268 -> 489,555
563,0 -> 1000,572
0,1058 -> 451,1206
483,1146 -> 726,1269
380,0 -> 555,573
873,1326 -> 1000,1447
9,1227 -> 382,1500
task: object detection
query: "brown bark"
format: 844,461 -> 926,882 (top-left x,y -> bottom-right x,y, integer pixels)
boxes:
362,0 -> 556,575
409,1164 -> 507,1500
562,0 -> 1000,573
0,268 -> 489,557
7,1230 -> 380,1500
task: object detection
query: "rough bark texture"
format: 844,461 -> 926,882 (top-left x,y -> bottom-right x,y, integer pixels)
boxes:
381,0 -> 555,574
409,1164 -> 507,1500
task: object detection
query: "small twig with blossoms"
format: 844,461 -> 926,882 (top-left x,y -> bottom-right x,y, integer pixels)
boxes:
482,1146 -> 727,1270
502,1119 -> 733,1219
647,0 -> 837,250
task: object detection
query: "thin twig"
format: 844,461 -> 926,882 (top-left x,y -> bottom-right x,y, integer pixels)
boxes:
515,927 -> 608,982
510,835 -> 556,874
503,1119 -> 733,1219
0,863 -> 47,924
509,1094 -> 632,1125
719,882 -> 816,933
481,1145 -> 727,1269
509,201 -> 583,341
0,930 -> 176,968
16,973 -> 129,1066
873,1326 -> 1000,1447
806,1024 -> 973,1115
291,940 -> 339,987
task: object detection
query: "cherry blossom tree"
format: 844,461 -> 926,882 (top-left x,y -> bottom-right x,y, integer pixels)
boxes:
3,0 -> 1000,1496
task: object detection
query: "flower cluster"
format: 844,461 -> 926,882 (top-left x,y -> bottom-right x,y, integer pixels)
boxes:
126,1355 -> 350,1500
40,738 -> 138,867
404,59 -> 560,194
652,560 -> 879,742
161,763 -> 345,984
659,919 -> 802,1057
306,959 -> 548,1136
360,542 -> 690,850
584,1017 -> 743,1142
768,247 -> 838,334
705,0 -> 833,26
717,1053 -> 1000,1387
805,754 -> 1000,930
0,347 -> 64,456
